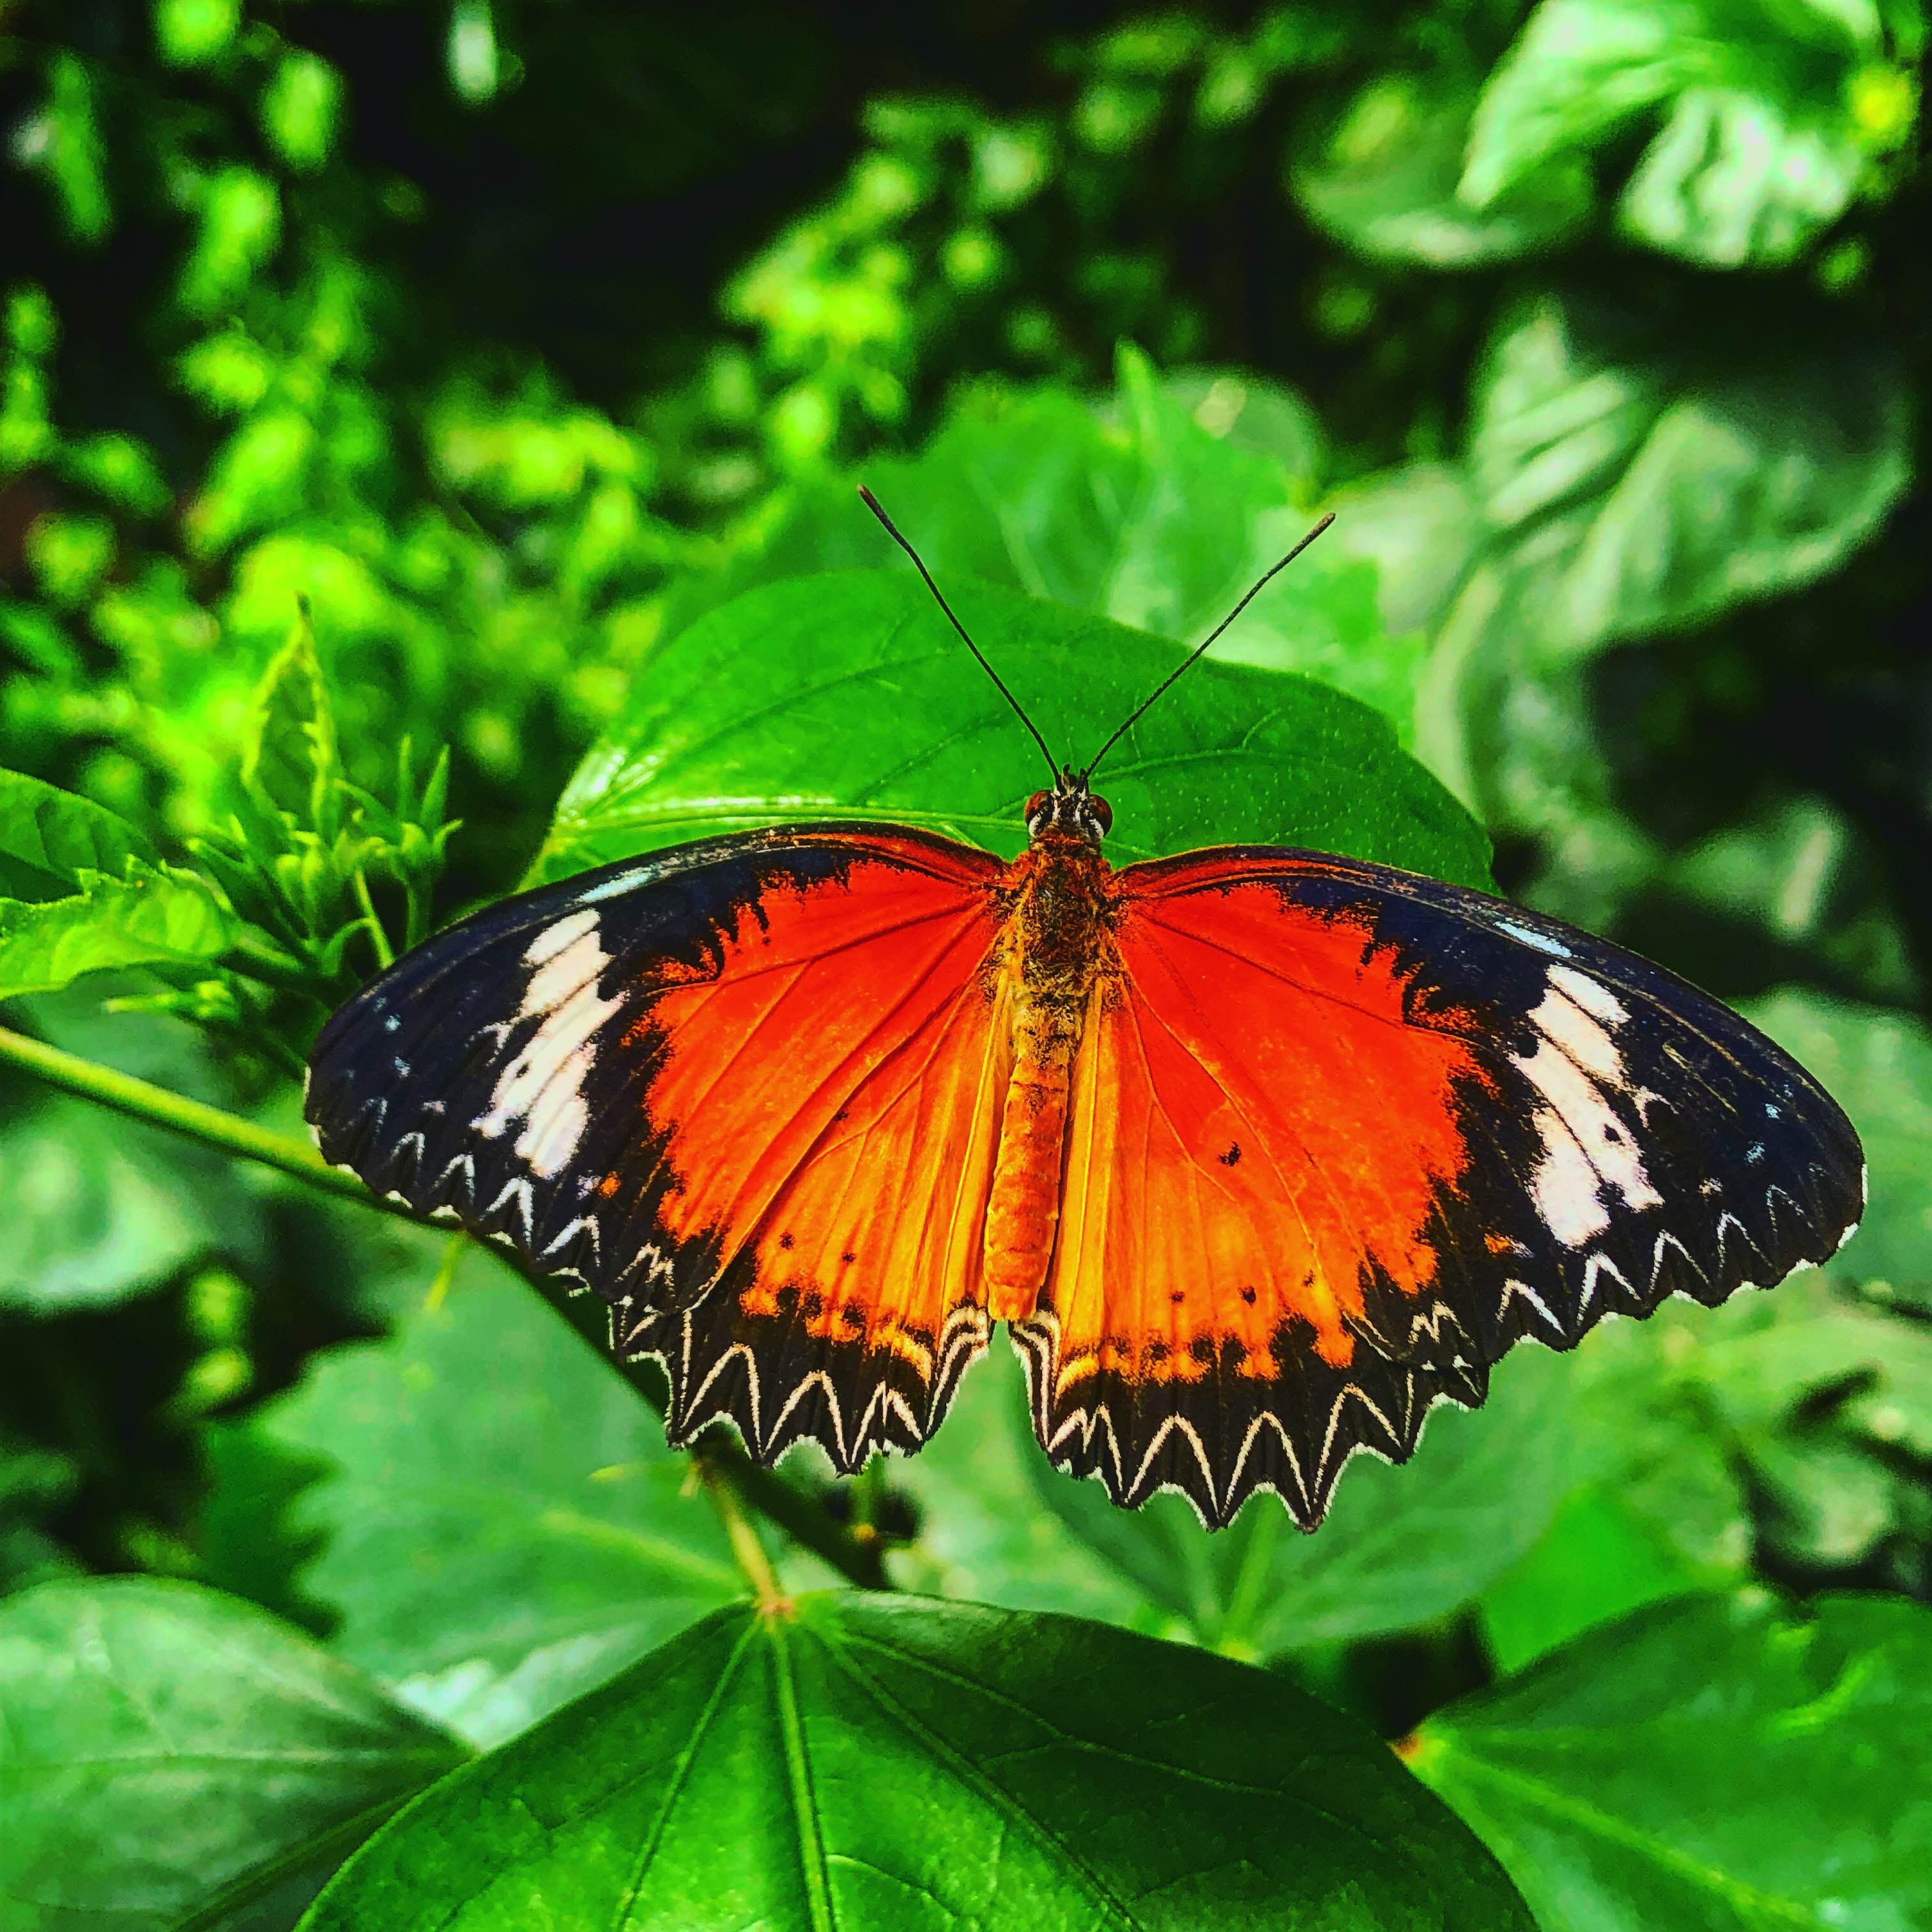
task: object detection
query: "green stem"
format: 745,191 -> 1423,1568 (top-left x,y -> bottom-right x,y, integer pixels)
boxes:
0,1022 -> 891,1593
700,1445 -> 790,1611
351,867 -> 395,970
0,1023 -> 400,1216
229,931 -> 315,988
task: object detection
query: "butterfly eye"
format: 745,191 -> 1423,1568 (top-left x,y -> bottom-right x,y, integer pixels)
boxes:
1088,793 -> 1113,836
1025,790 -> 1051,824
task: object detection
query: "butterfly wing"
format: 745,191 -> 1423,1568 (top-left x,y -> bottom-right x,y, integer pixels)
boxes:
1017,847 -> 1863,1529
307,824 -> 1009,1470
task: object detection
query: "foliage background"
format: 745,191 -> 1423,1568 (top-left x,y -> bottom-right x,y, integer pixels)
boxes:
1,1 -> 1929,1926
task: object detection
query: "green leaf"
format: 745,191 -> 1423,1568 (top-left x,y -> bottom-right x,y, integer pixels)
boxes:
1469,291 -> 1909,658
670,353 -> 1420,732
1293,75 -> 1591,266
1745,990 -> 1932,1306
249,1252 -> 746,1748
0,771 -> 157,889
1464,0 -> 1905,268
0,1092 -> 248,1312
541,569 -> 1489,886
155,0 -> 241,68
1329,460 -> 1485,640
1411,1592 -> 1932,1931
1478,1488 -> 1710,1676
1661,795 -> 1920,1006
1027,1342 -> 1579,1655
179,168 -> 282,319
0,1576 -> 466,1932
303,1595 -> 1533,1930
0,866 -> 240,999
259,52 -> 343,174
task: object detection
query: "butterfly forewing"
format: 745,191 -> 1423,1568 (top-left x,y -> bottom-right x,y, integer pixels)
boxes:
1010,847 -> 1863,1528
307,824 -> 1008,1470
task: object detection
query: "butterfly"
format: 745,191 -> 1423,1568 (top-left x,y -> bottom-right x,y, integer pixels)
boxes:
306,493 -> 1864,1531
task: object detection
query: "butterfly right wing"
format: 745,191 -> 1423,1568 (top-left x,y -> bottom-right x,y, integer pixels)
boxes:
307,824 -> 1012,1469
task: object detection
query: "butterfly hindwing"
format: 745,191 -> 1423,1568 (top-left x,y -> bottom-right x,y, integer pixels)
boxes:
306,823 -> 1008,1471
1015,847 -> 1862,1529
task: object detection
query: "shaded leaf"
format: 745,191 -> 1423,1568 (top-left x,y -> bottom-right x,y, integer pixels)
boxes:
540,569 -> 1489,885
887,1347 -> 1166,1629
250,1252 -> 745,1748
1746,989 -> 1932,1307
0,1576 -> 465,1932
1412,1592 -> 1932,1932
304,1595 -> 1533,1930
1469,291 -> 1909,659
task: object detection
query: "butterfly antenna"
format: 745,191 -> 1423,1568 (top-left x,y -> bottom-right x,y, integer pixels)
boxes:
1084,512 -> 1336,780
858,484 -> 1059,784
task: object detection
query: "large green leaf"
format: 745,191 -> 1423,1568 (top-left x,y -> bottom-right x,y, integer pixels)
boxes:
303,1594 -> 1533,1930
540,569 -> 1489,885
1468,292 -> 1909,660
0,865 -> 241,999
661,354 -> 1422,732
247,1252 -> 746,1748
0,1576 -> 465,1932
1464,0 -> 1906,267
1292,75 -> 1591,266
1412,1592 -> 1932,1931
0,770 -> 156,890
1026,1341 -> 1579,1655
1746,989 -> 1932,1307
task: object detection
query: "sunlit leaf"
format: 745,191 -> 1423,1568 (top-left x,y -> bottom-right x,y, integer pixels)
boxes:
0,866 -> 240,999
1464,0 -> 1905,267
0,772 -> 157,889
0,1577 -> 466,1932
303,1595 -> 1534,1930
0,1091 -> 251,1312
1294,77 -> 1591,266
666,352 -> 1418,729
540,569 -> 1490,885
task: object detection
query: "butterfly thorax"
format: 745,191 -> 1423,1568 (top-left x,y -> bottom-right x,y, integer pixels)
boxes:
983,833 -> 1119,1321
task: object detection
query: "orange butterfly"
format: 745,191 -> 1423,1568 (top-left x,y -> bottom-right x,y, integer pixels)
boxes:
307,496 -> 1862,1528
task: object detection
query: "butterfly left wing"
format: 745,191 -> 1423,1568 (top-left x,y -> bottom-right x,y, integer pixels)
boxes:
1018,846 -> 1863,1529
306,824 -> 1010,1471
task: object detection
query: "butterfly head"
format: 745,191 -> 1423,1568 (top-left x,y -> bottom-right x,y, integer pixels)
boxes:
1026,768 -> 1113,847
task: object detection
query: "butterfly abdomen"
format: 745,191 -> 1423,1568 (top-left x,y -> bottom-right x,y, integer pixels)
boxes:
985,1005 -> 1075,1321
983,837 -> 1117,1322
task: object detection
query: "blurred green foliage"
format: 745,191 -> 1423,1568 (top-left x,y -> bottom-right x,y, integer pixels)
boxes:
1,1 -> 1929,1926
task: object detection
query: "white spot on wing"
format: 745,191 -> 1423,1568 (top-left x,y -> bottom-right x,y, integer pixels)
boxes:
1517,965 -> 1660,1248
1497,917 -> 1572,958
474,910 -> 624,1181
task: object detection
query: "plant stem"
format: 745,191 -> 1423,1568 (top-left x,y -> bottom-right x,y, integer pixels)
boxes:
0,1021 -> 892,1593
699,1444 -> 790,1612
0,1023 -> 404,1217
351,867 -> 396,970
